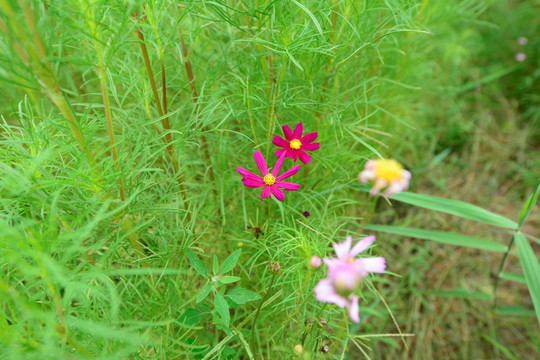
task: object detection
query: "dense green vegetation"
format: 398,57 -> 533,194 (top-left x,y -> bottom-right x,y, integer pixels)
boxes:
1,0 -> 538,359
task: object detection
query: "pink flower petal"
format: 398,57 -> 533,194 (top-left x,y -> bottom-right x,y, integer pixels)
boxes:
333,236 -> 352,261
272,135 -> 289,148
346,295 -> 360,323
300,132 -> 318,144
260,186 -> 272,202
283,124 -> 294,141
349,235 -> 376,257
271,152 -> 286,176
322,257 -> 341,271
275,181 -> 300,191
369,178 -> 388,196
297,150 -> 311,164
241,178 -> 265,188
270,186 -> 285,201
359,257 -> 386,273
314,279 -> 348,307
276,164 -> 301,181
253,150 -> 268,175
358,169 -> 375,183
274,148 -> 288,158
237,167 -> 263,182
293,122 -> 303,139
302,142 -> 320,151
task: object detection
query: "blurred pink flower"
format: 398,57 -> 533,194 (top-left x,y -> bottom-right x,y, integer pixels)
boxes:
237,151 -> 300,202
310,256 -> 322,269
517,37 -> 528,45
273,122 -> 320,164
515,52 -> 527,62
359,159 -> 411,197
314,236 -> 386,323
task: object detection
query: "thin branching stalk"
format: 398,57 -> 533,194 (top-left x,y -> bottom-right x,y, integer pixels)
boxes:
251,268 -> 278,352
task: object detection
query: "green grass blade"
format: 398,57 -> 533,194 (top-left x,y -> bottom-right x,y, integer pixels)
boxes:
499,272 -> 526,284
496,306 -> 536,317
290,0 -> 324,37
354,185 -> 517,229
518,180 -> 540,229
365,224 -> 507,252
514,232 -> 540,325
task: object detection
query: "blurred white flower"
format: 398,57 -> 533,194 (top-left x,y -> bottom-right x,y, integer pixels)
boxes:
359,159 -> 411,196
515,52 -> 527,62
517,37 -> 528,45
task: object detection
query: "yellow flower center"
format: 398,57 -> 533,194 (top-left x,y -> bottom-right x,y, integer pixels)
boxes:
263,174 -> 276,186
374,159 -> 404,182
289,139 -> 302,150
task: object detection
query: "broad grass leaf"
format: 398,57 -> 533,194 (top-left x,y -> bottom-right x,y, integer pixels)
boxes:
518,180 -> 540,229
227,287 -> 261,305
514,232 -> 540,324
354,185 -> 517,229
187,250 -> 208,278
496,306 -> 536,317
214,292 -> 230,327
499,272 -> 526,284
221,249 -> 241,274
365,224 -> 507,252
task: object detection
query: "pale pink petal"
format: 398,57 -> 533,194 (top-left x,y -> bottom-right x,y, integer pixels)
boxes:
272,135 -> 289,148
270,186 -> 285,201
300,132 -> 318,144
365,160 -> 376,170
274,148 -> 288,158
402,169 -> 412,180
322,257 -> 341,271
369,178 -> 388,196
297,150 -> 312,164
346,295 -> 360,323
293,122 -> 303,139
333,236 -> 352,261
260,186 -> 272,202
237,167 -> 263,182
275,181 -> 300,191
359,257 -> 386,274
384,181 -> 407,197
302,142 -> 320,151
242,178 -> 265,188
358,169 -> 375,183
276,164 -> 301,181
314,279 -> 348,307
349,235 -> 375,257
253,150 -> 268,175
271,152 -> 286,176
283,124 -> 294,141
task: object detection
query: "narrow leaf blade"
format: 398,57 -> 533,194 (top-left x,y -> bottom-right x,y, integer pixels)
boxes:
514,232 -> 540,325
354,185 -> 517,229
365,224 -> 507,252
518,180 -> 540,229
214,292 -> 230,327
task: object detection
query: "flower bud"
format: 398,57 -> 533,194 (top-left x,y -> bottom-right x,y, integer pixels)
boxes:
268,261 -> 281,274
293,344 -> 303,356
310,256 -> 322,269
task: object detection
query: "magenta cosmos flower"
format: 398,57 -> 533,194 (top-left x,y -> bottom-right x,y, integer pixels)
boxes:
272,122 -> 320,164
314,235 -> 386,323
237,151 -> 300,202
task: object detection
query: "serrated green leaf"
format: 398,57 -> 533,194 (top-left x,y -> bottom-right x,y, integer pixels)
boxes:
221,249 -> 241,274
187,250 -> 207,278
213,255 -> 219,275
219,276 -> 241,284
519,180 -> 540,229
197,283 -> 212,303
365,224 -> 507,252
514,232 -> 540,325
227,287 -> 261,305
422,289 -> 492,299
499,272 -> 526,284
178,308 -> 202,326
354,185 -> 517,229
214,292 -> 230,327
